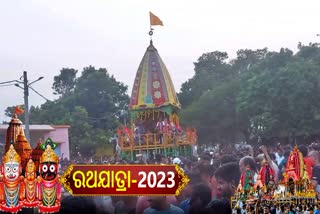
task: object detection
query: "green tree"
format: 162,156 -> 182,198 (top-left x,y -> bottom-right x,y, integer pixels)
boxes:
74,66 -> 129,130
237,45 -> 320,143
179,51 -> 232,107
230,48 -> 268,74
179,48 -> 270,144
69,106 -> 93,158
26,66 -> 129,158
52,68 -> 78,96
181,77 -> 240,144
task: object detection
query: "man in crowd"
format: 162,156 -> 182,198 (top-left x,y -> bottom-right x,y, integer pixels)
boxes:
143,196 -> 183,214
309,150 -> 320,195
173,157 -> 186,174
199,199 -> 232,214
214,162 -> 241,200
178,173 -> 202,214
299,145 -> 314,180
136,196 -> 178,214
155,154 -> 167,165
188,184 -> 211,214
198,164 -> 216,187
59,196 -> 108,214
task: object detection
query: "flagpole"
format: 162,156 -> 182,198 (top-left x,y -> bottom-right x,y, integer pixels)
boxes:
149,12 -> 153,41
149,11 -> 163,42
149,29 -> 153,41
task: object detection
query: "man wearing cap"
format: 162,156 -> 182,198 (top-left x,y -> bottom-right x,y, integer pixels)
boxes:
173,157 -> 184,172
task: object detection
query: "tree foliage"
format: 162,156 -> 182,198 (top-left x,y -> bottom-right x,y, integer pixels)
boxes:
16,66 -> 130,158
179,43 -> 320,145
179,51 -> 232,107
238,46 -> 320,142
74,66 -> 128,130
52,68 -> 78,96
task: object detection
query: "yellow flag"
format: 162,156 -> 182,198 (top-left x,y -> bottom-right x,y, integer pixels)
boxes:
150,12 -> 163,26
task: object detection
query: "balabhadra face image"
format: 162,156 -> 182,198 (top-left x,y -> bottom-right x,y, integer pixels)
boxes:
40,162 -> 58,181
4,161 -> 20,182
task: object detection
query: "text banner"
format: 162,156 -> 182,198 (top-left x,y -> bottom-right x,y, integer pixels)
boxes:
59,164 -> 189,196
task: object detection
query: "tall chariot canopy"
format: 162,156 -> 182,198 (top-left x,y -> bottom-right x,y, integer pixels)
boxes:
129,40 -> 181,120
117,37 -> 197,159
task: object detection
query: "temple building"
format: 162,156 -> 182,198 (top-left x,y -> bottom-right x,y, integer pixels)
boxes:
0,115 -> 70,160
15,131 -> 32,170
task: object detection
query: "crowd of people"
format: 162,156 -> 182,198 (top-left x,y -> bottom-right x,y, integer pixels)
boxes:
116,118 -> 196,148
57,142 -> 320,214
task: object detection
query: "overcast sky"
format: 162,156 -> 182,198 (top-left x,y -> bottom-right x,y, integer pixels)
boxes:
1,0 -> 319,123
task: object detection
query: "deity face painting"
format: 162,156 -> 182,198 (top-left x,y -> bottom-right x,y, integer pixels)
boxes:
26,159 -> 36,181
4,162 -> 20,182
40,162 -> 58,181
26,171 -> 35,181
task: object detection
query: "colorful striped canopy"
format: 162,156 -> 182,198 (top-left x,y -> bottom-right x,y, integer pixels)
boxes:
129,40 -> 181,113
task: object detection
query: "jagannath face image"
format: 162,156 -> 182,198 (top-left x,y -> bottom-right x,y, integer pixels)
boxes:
40,162 -> 58,181
4,161 -> 20,182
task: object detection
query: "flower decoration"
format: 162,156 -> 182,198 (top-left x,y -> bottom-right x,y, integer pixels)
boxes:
154,91 -> 162,99
152,81 -> 160,89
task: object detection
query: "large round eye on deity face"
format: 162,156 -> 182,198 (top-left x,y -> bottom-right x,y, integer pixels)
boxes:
42,165 -> 48,172
50,165 -> 56,173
